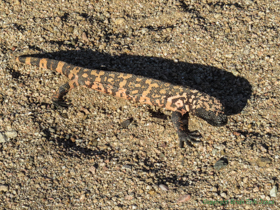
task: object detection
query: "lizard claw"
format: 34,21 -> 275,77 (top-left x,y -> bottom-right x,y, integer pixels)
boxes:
52,99 -> 71,108
177,130 -> 202,148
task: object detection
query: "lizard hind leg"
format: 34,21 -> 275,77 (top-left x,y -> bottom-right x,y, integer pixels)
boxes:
52,82 -> 72,107
171,111 -> 202,148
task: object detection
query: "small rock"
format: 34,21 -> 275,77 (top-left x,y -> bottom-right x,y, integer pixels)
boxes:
82,32 -> 88,42
68,26 -> 74,33
125,195 -> 134,200
5,131 -> 18,138
244,0 -> 253,5
253,186 -> 259,192
124,193 -> 135,200
159,184 -> 169,191
233,131 -> 241,136
123,164 -> 132,169
115,18 -> 125,25
225,53 -> 233,58
256,157 -> 271,167
120,118 -> 133,128
89,166 -> 96,175
80,194 -> 85,201
270,186 -> 277,197
231,69 -> 239,76
49,128 -> 55,133
0,185 -> 8,192
212,148 -> 218,155
60,113 -> 68,118
148,189 -> 156,196
177,194 -> 191,203
91,139 -> 98,147
221,192 -> 227,198
214,157 -> 228,171
55,16 -> 61,22
0,132 -> 8,143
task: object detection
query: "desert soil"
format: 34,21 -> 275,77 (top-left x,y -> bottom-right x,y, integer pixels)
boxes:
0,0 -> 279,209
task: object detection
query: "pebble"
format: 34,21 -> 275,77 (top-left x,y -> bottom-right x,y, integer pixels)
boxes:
270,186 -> 277,197
148,189 -> 156,196
159,184 -> 169,191
125,195 -> 134,200
5,130 -> 18,138
89,166 -> 96,175
177,194 -> 191,203
120,118 -> 133,128
114,18 -> 125,25
0,185 -> 8,192
214,157 -> 228,171
123,164 -> 132,169
0,133 -> 8,143
82,32 -> 88,42
256,157 -> 272,167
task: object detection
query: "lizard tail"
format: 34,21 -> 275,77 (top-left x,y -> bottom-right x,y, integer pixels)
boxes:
16,56 -> 71,77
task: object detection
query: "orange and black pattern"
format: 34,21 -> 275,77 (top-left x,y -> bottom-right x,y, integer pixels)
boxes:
16,56 -> 227,147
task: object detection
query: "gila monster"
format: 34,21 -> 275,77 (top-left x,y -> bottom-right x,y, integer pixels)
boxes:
16,56 -> 227,148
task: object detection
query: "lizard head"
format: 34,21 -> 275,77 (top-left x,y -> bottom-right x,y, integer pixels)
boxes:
190,93 -> 227,126
194,107 -> 227,126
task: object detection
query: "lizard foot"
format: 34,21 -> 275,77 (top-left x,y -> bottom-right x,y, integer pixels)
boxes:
177,130 -> 202,148
52,99 -> 71,108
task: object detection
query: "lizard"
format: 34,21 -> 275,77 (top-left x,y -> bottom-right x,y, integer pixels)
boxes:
16,56 -> 227,148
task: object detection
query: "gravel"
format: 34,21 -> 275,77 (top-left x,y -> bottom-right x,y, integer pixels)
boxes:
0,0 -> 279,209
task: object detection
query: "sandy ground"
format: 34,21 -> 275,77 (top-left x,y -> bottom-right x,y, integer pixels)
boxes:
0,0 -> 279,209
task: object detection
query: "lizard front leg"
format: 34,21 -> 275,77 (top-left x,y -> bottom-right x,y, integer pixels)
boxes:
52,82 -> 72,107
171,111 -> 202,148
